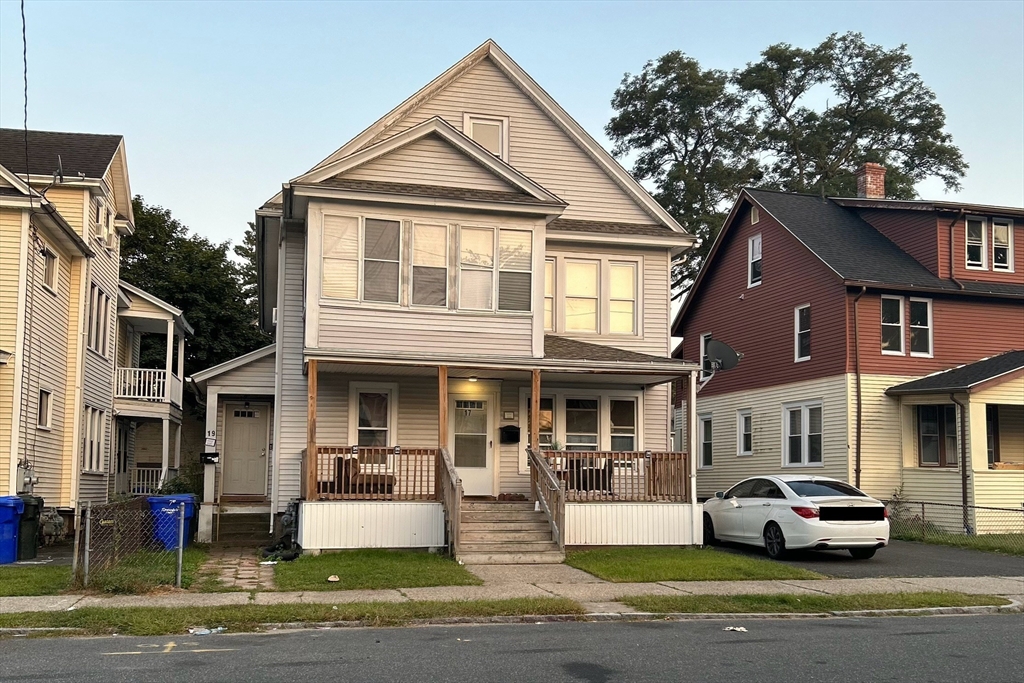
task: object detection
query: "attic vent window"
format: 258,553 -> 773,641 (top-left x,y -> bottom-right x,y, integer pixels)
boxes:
464,114 -> 508,161
750,207 -> 759,224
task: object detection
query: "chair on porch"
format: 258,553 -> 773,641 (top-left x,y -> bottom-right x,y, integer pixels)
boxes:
332,456 -> 395,496
564,456 -> 614,494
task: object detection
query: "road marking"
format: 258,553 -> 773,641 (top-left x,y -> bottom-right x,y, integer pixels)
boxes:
163,641 -> 176,653
102,649 -> 236,656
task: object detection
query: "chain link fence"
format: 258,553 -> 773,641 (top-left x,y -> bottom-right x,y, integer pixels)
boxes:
885,498 -> 1024,555
72,497 -> 190,592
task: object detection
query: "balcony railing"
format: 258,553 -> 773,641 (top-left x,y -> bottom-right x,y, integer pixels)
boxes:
129,466 -> 174,495
540,451 -> 690,502
115,368 -> 182,407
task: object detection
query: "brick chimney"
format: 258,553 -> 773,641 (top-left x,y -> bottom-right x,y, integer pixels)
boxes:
855,163 -> 886,199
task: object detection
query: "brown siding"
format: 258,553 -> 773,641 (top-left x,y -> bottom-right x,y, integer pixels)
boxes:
847,292 -> 1024,375
856,209 -> 940,276
678,200 -> 848,398
939,214 -> 1024,284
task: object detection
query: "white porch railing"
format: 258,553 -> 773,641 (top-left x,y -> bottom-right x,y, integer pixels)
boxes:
130,467 -> 163,495
115,368 -> 182,407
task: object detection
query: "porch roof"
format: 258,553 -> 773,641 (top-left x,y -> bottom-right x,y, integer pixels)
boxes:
886,350 -> 1024,395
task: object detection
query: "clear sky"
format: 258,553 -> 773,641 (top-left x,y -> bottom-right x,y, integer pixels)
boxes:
1,1 -> 1021,248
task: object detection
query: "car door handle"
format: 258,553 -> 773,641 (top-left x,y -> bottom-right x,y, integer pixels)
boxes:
762,502 -> 771,507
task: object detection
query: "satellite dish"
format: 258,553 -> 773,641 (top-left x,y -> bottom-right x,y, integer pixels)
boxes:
706,339 -> 741,371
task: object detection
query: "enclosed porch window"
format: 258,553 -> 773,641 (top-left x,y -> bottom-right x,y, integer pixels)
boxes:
917,404 -> 958,467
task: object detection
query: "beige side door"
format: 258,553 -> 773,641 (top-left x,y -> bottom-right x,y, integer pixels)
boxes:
223,403 -> 269,496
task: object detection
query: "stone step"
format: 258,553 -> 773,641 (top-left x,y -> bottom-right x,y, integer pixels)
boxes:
458,540 -> 560,553
460,529 -> 552,542
457,551 -> 565,565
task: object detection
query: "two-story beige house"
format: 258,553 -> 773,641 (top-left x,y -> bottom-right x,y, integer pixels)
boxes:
195,41 -> 703,562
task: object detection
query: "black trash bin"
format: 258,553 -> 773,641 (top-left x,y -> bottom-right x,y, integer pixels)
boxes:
16,495 -> 43,561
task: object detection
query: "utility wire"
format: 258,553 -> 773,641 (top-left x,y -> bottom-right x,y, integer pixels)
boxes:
21,0 -> 32,206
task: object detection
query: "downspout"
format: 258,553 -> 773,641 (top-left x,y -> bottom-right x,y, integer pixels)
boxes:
852,286 -> 866,488
948,209 -> 966,290
950,393 -> 971,534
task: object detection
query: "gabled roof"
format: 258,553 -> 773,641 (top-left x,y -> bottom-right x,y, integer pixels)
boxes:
118,281 -> 194,335
0,128 -> 122,179
191,344 -> 276,387
296,40 -> 687,234
0,163 -> 93,257
831,197 -> 1024,219
886,350 -> 1024,395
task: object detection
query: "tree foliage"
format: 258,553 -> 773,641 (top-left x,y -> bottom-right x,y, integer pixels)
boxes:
120,197 -> 269,376
607,32 -> 967,295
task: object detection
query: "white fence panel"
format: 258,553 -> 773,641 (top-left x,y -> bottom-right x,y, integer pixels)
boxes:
564,502 -> 702,546
298,501 -> 445,550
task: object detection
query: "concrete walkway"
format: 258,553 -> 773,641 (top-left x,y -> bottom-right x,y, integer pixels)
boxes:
2,570 -> 1022,615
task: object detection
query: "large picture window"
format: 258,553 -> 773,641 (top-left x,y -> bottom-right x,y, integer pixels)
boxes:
784,402 -> 823,466
917,404 -> 958,467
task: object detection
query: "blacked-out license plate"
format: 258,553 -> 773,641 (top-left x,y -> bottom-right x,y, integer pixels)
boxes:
819,506 -> 884,521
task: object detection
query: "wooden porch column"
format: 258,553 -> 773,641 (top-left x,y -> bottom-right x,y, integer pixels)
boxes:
173,422 -> 182,468
176,333 -> 185,379
530,369 -> 541,450
306,359 -> 318,501
437,366 -> 449,449
164,320 -> 175,403
160,417 -> 170,485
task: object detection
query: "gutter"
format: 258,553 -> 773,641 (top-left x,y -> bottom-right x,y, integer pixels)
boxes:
853,286 -> 867,488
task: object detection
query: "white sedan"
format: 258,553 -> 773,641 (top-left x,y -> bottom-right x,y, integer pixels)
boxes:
702,475 -> 889,560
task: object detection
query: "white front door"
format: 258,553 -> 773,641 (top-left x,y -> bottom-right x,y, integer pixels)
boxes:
450,396 -> 495,496
223,403 -> 269,496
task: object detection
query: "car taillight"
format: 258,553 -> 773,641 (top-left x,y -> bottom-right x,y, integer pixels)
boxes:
883,507 -> 889,519
792,506 -> 820,519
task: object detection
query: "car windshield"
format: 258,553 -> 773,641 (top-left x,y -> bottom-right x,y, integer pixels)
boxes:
787,480 -> 866,497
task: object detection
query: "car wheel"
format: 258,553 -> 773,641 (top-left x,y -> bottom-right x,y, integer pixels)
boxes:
763,522 -> 786,560
703,512 -> 718,546
849,548 -> 877,560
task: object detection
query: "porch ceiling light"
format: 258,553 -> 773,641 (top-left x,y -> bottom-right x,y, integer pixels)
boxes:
468,376 -> 478,382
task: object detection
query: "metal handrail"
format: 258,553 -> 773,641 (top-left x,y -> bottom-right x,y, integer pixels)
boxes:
528,447 -> 565,551
438,446 -> 463,558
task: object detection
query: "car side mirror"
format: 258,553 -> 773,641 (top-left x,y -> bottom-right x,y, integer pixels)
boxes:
714,491 -> 725,499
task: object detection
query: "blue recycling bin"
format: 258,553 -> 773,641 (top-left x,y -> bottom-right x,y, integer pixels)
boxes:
0,496 -> 25,564
146,495 -> 197,550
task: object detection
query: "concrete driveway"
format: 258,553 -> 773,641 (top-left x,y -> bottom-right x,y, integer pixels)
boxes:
716,539 -> 1024,578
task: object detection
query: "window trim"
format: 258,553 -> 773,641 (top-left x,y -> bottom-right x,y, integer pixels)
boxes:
563,257 -> 601,333
794,304 -> 811,362
37,389 -> 52,430
410,222 -> 449,309
737,408 -> 752,456
698,413 -> 713,469
543,258 -> 556,332
781,401 -> 824,468
82,406 -> 105,473
991,218 -> 1014,272
497,228 -> 534,313
750,206 -> 759,225
965,216 -> 987,270
548,253 -> 643,336
87,283 -> 112,358
986,404 -> 1000,466
608,261 -> 637,336
463,113 -> 510,161
880,295 -> 905,356
700,332 -> 713,380
908,297 -> 933,358
347,382 -> 399,449
916,403 -> 959,468
41,247 -> 58,293
458,225 -> 497,312
747,233 -> 762,288
361,216 -> 403,305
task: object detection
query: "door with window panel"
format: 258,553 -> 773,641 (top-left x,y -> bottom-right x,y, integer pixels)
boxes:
450,397 -> 494,496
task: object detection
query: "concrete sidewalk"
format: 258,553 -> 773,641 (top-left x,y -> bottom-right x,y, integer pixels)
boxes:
2,569 -> 1022,614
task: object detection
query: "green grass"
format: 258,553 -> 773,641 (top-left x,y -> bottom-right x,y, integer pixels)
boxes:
620,592 -> 1010,614
0,565 -> 73,597
0,598 -> 583,637
893,531 -> 1024,557
274,549 -> 483,591
85,546 -> 208,594
566,546 -> 823,582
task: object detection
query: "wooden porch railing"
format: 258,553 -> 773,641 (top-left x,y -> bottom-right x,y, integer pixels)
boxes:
310,446 -> 438,501
438,446 -> 462,557
528,448 -> 565,551
541,451 -> 690,502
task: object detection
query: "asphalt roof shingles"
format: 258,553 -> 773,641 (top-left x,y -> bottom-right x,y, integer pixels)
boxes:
886,350 -> 1024,394
318,177 -> 550,204
543,334 -> 684,365
0,128 -> 121,179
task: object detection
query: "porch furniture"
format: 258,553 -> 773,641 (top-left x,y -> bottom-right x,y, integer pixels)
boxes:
311,446 -> 437,501
337,456 -> 395,495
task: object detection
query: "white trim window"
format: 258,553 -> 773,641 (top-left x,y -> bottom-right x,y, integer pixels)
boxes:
794,304 -> 811,362
700,332 -> 713,380
321,214 -> 360,300
497,229 -> 532,312
362,218 -> 402,304
459,226 -> 496,310
37,389 -> 51,429
543,258 -> 555,331
737,409 -> 752,456
966,217 -> 986,269
750,206 -> 759,225
880,295 -> 904,355
609,262 -> 637,334
83,406 -> 105,472
463,113 -> 509,161
609,398 -> 637,451
564,398 -> 599,451
783,402 -> 823,466
348,382 -> 398,448
699,414 -> 713,469
564,260 -> 600,332
42,248 -> 58,292
748,233 -> 762,287
992,219 -> 1013,271
909,298 -> 933,357
411,223 -> 448,307
87,283 -> 111,357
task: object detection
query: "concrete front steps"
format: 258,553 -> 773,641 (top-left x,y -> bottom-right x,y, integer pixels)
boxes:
216,508 -> 273,545
457,501 -> 564,564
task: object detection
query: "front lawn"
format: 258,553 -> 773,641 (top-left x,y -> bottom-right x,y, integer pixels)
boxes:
893,531 -> 1024,557
85,546 -> 208,594
0,598 -> 583,636
0,565 -> 73,596
566,546 -> 823,582
621,591 -> 1009,614
273,549 -> 483,591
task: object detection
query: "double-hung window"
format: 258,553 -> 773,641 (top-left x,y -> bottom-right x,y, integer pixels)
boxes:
459,227 -> 495,310
412,223 -> 448,307
87,284 -> 111,357
992,219 -> 1013,271
909,298 -> 932,357
748,234 -> 762,287
880,295 -> 904,355
699,415 -> 713,468
543,259 -> 555,331
83,406 -> 105,471
609,399 -> 637,451
917,405 -> 958,467
609,263 -> 637,334
966,217 -> 986,269
565,398 -> 599,451
784,402 -> 823,466
564,260 -> 599,332
794,305 -> 811,361
700,332 -> 713,380
497,229 -> 532,311
737,409 -> 752,456
322,215 -> 360,300
363,219 -> 401,303
42,248 -> 57,291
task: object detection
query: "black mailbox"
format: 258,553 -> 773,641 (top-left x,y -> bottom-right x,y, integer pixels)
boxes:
200,452 -> 220,465
499,425 -> 521,444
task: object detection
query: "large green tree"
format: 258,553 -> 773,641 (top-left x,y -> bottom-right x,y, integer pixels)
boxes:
608,32 -> 967,295
120,197 -> 269,376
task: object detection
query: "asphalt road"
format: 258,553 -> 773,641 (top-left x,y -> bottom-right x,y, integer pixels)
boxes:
715,539 -> 1024,578
2,614 -> 1022,683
